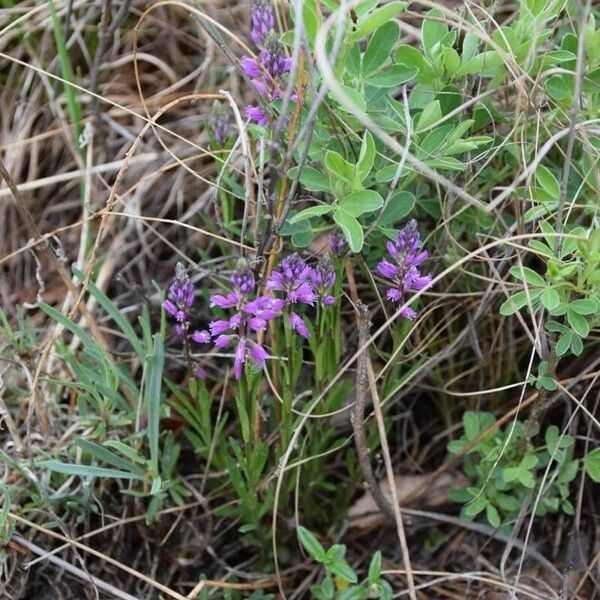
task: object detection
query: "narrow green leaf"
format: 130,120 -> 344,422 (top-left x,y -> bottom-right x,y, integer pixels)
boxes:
297,526 -> 326,562
365,64 -> 418,87
535,165 -> 560,200
509,266 -> 546,287
146,334 -> 165,474
415,100 -> 442,132
75,439 -> 144,476
40,460 -> 143,480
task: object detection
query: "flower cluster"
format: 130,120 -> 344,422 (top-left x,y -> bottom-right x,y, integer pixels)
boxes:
266,253 -> 336,338
209,265 -> 284,379
241,1 -> 293,126
163,264 -> 211,377
165,254 -> 338,379
377,220 -> 432,320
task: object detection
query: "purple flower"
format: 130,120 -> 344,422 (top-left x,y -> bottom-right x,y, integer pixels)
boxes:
310,258 -> 337,307
267,253 -> 316,306
245,105 -> 269,126
250,0 -> 275,48
191,329 -> 211,344
242,36 -> 295,126
290,312 -> 309,339
207,263 -> 282,378
163,263 -> 194,325
377,220 -> 432,320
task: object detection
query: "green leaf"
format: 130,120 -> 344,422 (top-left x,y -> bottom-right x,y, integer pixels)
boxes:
75,439 -> 145,476
486,503 -> 501,528
569,299 -> 597,315
456,51 -> 503,77
443,47 -> 461,77
509,266 -> 546,287
333,210 -> 364,252
545,74 -> 572,101
415,100 -> 442,132
329,560 -> 358,583
340,190 -> 383,217
39,460 -> 143,480
145,333 -> 165,475
324,150 -> 354,183
356,131 -> 375,183
289,205 -> 334,224
584,449 -> 600,483
365,64 -> 418,87
499,289 -> 542,316
380,191 -> 415,225
421,8 -> 448,56
540,287 -> 560,311
297,526 -> 326,562
290,166 -> 331,192
363,21 -> 400,74
463,411 -> 480,441
567,308 -> 590,338
535,165 -> 560,200
353,2 -> 407,39
464,493 -> 487,517
368,551 -> 382,583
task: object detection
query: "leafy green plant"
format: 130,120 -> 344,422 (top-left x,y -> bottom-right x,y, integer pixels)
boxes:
448,412 -> 583,528
297,526 -> 392,600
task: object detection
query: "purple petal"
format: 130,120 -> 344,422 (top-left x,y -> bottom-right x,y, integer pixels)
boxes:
248,317 -> 267,332
249,342 -> 269,368
322,295 -> 336,306
400,306 -> 417,320
245,105 -> 268,126
289,312 -> 309,339
210,320 -> 231,336
191,329 -> 211,344
406,250 -> 429,267
241,56 -> 261,78
194,366 -> 208,380
214,334 -> 232,349
210,293 -> 238,309
386,288 -> 403,303
163,299 -> 179,318
233,339 -> 247,379
377,260 -> 399,280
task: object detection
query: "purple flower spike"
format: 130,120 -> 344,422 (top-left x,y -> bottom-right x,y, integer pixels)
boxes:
377,220 -> 432,319
267,253 -> 316,307
310,258 -> 337,307
163,263 -> 194,323
250,0 -> 275,48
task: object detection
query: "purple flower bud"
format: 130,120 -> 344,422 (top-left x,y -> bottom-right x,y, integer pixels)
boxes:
233,338 -> 247,379
400,306 -> 417,320
191,330 -> 211,344
290,312 -> 309,338
245,105 -> 269,126
268,253 -> 316,307
377,260 -> 399,279
210,292 -> 238,309
249,342 -> 269,368
241,56 -> 262,78
214,334 -> 233,349
310,258 -> 336,306
231,265 -> 256,295
210,320 -> 231,336
248,317 -> 267,332
250,0 -> 275,48
175,324 -> 186,338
